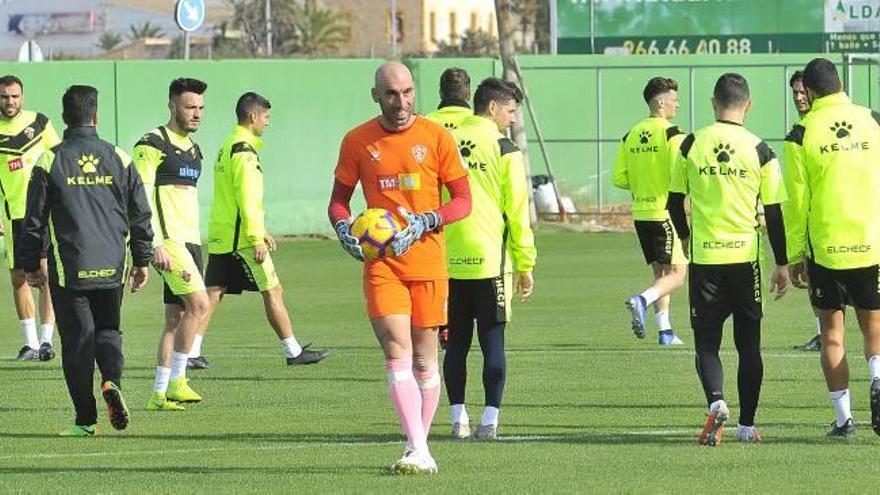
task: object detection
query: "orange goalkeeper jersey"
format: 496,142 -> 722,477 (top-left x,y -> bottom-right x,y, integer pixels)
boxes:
334,116 -> 468,280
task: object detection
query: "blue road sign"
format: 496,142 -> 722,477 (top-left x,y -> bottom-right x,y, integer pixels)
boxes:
175,0 -> 206,32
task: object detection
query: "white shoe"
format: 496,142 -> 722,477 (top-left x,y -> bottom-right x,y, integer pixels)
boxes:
390,447 -> 438,475
452,422 -> 471,440
474,424 -> 498,441
737,424 -> 762,444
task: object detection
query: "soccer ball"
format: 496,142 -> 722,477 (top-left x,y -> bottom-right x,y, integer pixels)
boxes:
351,208 -> 402,261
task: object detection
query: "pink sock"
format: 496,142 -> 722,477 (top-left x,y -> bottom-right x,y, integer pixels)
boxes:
386,357 -> 426,450
414,363 -> 441,437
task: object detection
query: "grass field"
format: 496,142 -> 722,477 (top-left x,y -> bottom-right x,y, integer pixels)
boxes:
0,228 -> 878,493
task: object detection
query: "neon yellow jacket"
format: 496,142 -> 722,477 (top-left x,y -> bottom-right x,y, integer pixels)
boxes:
425,102 -> 473,131
446,115 -> 536,279
783,92 -> 880,268
208,126 -> 266,254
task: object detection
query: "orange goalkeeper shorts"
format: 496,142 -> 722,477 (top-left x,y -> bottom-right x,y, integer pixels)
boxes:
364,274 -> 448,328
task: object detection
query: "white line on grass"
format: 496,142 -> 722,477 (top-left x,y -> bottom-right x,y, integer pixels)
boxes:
0,429 -> 694,461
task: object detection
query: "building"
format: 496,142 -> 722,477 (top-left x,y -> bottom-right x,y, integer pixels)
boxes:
320,0 -> 496,58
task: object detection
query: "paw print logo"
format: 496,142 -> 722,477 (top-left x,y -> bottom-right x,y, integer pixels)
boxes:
830,121 -> 852,139
713,143 -> 735,163
77,153 -> 100,173
459,140 -> 477,158
444,122 -> 456,129
639,130 -> 652,144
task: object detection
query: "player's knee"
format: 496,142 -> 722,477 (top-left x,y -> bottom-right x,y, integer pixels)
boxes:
484,361 -> 506,382
187,293 -> 211,318
10,269 -> 26,287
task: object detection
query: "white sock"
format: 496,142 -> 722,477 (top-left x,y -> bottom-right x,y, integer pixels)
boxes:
154,366 -> 171,393
640,287 -> 660,306
281,336 -> 302,359
189,334 -> 203,358
815,318 -> 821,335
481,406 -> 500,426
169,352 -> 188,380
829,389 -> 852,427
39,323 -> 54,345
868,355 -> 880,381
709,399 -> 727,413
655,310 -> 672,331
451,404 -> 469,425
20,318 -> 38,349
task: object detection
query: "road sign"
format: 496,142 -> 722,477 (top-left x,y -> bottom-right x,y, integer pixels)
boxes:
175,0 -> 205,33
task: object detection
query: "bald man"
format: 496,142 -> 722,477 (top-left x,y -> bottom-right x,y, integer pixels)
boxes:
328,62 -> 472,475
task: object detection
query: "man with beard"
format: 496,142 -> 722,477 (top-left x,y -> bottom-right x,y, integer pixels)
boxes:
135,79 -> 211,411
329,62 -> 472,474
0,75 -> 60,361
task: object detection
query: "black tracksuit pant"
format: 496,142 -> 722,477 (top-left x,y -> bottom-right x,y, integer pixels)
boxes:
51,284 -> 124,426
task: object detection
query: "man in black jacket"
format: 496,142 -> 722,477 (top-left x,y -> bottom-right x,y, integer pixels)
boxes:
21,85 -> 153,436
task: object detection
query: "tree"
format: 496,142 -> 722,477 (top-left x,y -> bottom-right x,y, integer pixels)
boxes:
434,29 -> 498,58
128,21 -> 165,41
97,31 -> 123,51
510,0 -> 550,53
282,1 -> 350,56
223,0 -> 350,57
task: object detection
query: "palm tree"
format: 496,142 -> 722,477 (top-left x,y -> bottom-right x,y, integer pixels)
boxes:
281,1 -> 350,56
97,31 -> 124,51
128,21 -> 165,41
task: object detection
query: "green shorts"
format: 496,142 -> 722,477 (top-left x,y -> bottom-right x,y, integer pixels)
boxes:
204,247 -> 280,294
159,241 -> 205,304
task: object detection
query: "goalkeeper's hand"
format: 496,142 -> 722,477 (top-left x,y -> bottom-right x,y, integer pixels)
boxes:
333,219 -> 365,262
391,207 -> 441,257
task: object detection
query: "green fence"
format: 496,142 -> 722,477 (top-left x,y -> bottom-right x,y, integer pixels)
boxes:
1,54 -> 876,234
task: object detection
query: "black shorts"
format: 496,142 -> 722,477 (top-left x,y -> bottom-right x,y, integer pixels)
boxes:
204,252 -> 262,295
689,262 -> 763,327
10,219 -> 50,269
162,242 -> 204,306
448,277 -> 510,326
634,219 -> 680,265
807,259 -> 880,310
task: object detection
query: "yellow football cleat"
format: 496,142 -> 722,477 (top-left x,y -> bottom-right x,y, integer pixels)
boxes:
59,424 -> 97,437
146,392 -> 186,411
166,377 -> 203,403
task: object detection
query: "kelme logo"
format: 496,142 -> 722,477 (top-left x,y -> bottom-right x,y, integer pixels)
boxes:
78,153 -> 99,173
713,143 -> 735,163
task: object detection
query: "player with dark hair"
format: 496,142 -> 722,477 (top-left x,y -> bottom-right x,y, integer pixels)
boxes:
22,84 -> 153,436
425,67 -> 472,130
783,70 -> 822,352
668,73 -> 790,445
329,62 -> 472,474
443,77 -> 536,441
200,92 -> 329,368
0,74 -> 61,361
613,76 -> 687,345
135,78 -> 210,411
785,58 -> 880,438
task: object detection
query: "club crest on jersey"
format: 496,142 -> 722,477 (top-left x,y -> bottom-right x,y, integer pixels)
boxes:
23,127 -> 34,140
411,144 -> 427,163
367,145 -> 381,162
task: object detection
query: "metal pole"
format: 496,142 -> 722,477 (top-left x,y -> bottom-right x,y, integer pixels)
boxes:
589,0 -> 595,54
549,0 -> 557,55
688,66 -> 695,131
184,31 -> 190,60
391,0 -> 398,58
596,66 -> 602,210
846,53 -> 853,95
783,65 -> 790,133
266,0 -> 273,57
513,58 -> 566,220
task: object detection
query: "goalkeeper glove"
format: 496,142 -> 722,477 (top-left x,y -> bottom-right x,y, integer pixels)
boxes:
333,219 -> 365,262
391,207 -> 441,257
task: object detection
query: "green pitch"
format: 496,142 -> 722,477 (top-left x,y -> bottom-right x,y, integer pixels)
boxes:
0,229 -> 877,492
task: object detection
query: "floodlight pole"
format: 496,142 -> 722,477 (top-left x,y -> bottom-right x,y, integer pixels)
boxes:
266,0 -> 273,57
391,0 -> 398,58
